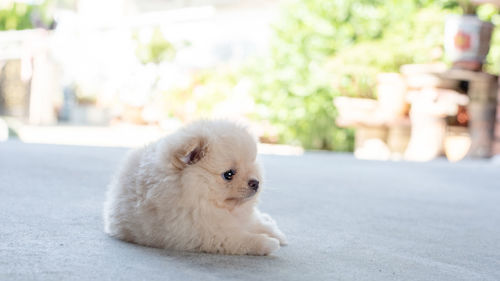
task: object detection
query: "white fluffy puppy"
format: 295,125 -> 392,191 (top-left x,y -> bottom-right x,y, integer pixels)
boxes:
103,120 -> 286,255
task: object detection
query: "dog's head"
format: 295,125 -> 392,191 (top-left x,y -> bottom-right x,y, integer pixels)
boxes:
170,120 -> 262,211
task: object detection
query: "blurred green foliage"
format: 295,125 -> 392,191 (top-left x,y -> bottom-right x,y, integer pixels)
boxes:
134,28 -> 177,65
245,0 -> 470,151
0,1 -> 54,31
0,3 -> 33,30
480,4 -> 500,74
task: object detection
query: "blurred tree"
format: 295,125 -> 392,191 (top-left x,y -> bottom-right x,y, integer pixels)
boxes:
247,0 -> 461,151
0,0 -> 55,30
0,2 -> 34,30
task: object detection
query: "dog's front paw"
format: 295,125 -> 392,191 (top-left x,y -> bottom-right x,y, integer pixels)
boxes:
273,231 -> 288,246
249,236 -> 280,256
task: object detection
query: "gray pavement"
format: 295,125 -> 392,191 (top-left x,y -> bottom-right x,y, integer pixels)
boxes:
1,140 -> 499,281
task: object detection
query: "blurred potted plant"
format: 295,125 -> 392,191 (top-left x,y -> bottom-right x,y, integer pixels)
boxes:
444,0 -> 494,70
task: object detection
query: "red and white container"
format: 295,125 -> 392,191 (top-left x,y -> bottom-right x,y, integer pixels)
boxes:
444,15 -> 493,63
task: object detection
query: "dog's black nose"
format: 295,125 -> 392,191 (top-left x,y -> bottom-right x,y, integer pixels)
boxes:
248,179 -> 259,191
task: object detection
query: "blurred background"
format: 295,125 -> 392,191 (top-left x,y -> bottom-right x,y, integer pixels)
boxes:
1,0 -> 500,162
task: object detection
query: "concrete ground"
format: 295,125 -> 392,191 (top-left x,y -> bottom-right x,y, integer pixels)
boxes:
1,140 -> 499,281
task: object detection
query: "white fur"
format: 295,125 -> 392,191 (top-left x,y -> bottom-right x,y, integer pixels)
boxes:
103,120 -> 286,255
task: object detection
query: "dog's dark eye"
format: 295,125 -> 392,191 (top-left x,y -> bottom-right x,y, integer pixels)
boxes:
222,169 -> 236,181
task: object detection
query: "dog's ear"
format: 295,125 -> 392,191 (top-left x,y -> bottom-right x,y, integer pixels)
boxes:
172,135 -> 208,169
